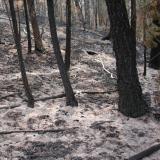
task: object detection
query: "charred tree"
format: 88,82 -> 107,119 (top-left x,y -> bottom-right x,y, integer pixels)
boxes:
8,0 -> 34,107
47,0 -> 78,107
23,0 -> 32,53
27,0 -> 44,53
65,0 -> 71,71
84,0 -> 90,29
131,0 -> 136,46
105,0 -> 148,117
149,19 -> 160,69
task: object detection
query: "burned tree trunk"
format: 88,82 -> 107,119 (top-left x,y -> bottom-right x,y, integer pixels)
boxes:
47,0 -> 78,107
23,0 -> 32,53
149,20 -> 160,69
105,0 -> 148,117
84,0 -> 90,29
65,0 -> 71,71
8,0 -> 34,107
149,42 -> 160,69
131,0 -> 136,45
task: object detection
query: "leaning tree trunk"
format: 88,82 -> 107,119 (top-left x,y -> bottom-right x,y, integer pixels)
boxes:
47,0 -> 78,107
23,0 -> 32,53
105,0 -> 148,117
27,0 -> 44,53
65,0 -> 71,71
8,0 -> 34,108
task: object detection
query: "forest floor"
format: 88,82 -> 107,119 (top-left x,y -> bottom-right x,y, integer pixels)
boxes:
0,17 -> 160,160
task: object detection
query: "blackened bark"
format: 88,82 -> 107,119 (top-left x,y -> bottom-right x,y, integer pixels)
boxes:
23,0 -> 32,53
65,0 -> 71,71
128,144 -> 160,160
101,31 -> 111,41
149,20 -> 160,69
105,0 -> 148,117
84,0 -> 90,29
131,0 -> 136,46
143,7 -> 147,76
149,43 -> 160,69
9,0 -> 34,107
47,0 -> 78,107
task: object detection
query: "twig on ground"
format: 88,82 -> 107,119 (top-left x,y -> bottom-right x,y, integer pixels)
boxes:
0,104 -> 21,110
0,127 -> 78,135
96,55 -> 116,79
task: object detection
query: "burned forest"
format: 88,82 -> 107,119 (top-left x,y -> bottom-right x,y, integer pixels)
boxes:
0,0 -> 160,160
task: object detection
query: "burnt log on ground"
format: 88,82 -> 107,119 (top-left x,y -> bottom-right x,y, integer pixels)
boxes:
127,144 -> 160,160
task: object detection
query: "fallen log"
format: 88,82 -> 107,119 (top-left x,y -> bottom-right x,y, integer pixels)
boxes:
34,90 -> 117,102
127,144 -> 160,160
0,90 -> 117,108
34,93 -> 66,102
0,104 -> 21,110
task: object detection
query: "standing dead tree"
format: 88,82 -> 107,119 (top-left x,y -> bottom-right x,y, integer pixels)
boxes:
23,0 -> 32,53
8,0 -> 34,108
47,0 -> 78,107
65,0 -> 71,71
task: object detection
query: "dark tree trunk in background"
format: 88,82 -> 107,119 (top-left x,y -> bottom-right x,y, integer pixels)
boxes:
101,31 -> 111,40
16,2 -> 21,38
105,0 -> 148,117
27,0 -> 44,53
23,0 -> 32,53
8,0 -> 34,108
47,0 -> 78,107
149,20 -> 160,69
143,8 -> 147,76
3,0 -> 14,36
84,0 -> 90,29
131,0 -> 136,46
65,0 -> 71,71
94,0 -> 98,29
74,0 -> 85,30
149,42 -> 160,69
103,1 -> 112,41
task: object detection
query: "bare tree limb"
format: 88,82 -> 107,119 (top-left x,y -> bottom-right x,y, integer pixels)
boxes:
0,104 -> 21,110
